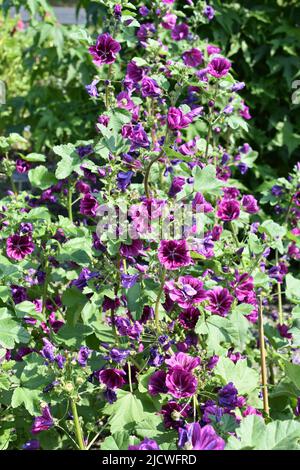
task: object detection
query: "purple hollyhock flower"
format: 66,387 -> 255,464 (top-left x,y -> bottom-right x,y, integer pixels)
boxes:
128,438 -> 160,450
243,406 -> 263,417
223,104 -> 234,114
162,12 -> 177,30
167,106 -> 200,130
79,193 -> 99,216
277,323 -> 292,339
115,317 -> 143,340
140,305 -> 154,323
149,346 -> 164,367
136,22 -> 156,43
168,176 -> 185,197
165,352 -> 200,372
6,234 -> 34,261
121,273 -> 139,288
71,268 -> 98,290
113,4 -> 122,18
148,370 -> 168,395
218,382 -> 238,409
76,180 -> 90,194
166,368 -> 198,398
240,102 -> 252,120
179,423 -> 225,450
77,346 -> 91,366
203,5 -> 215,21
117,91 -> 135,110
110,348 -> 131,363
11,285 -> 27,304
41,338 -> 56,362
76,145 -> 93,158
238,162 -> 248,175
182,48 -> 204,67
165,276 -> 206,308
207,355 -> 219,370
207,287 -> 233,317
208,57 -> 231,78
179,306 -> 200,329
120,239 -> 144,258
31,405 -> 54,434
231,81 -> 245,92
22,439 -> 40,450
217,198 -> 240,221
55,354 -> 66,369
242,195 -> 259,214
139,6 -> 149,17
126,61 -> 145,82
85,78 -> 99,97
16,158 -> 30,173
141,76 -> 161,98
89,33 -> 121,66
271,184 -> 283,196
161,401 -> 191,429
103,388 -> 117,404
130,124 -> 150,149
171,23 -> 189,41
117,170 -> 134,191
207,44 -> 221,55
158,240 -> 192,270
192,192 -> 213,213
98,368 -> 126,389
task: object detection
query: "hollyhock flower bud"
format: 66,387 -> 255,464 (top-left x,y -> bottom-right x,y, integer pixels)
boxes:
277,323 -> 292,339
207,287 -> 233,317
6,234 -> 34,261
162,12 -> 177,30
139,6 -> 149,17
121,273 -> 139,288
207,355 -> 219,370
167,107 -> 192,130
148,370 -> 168,395
98,368 -> 126,389
130,124 -> 150,149
171,23 -> 189,41
178,423 -> 225,450
89,33 -> 121,66
71,268 -> 98,291
120,239 -> 144,258
241,195 -> 259,214
166,368 -> 197,399
79,193 -> 99,216
182,48 -> 203,67
217,198 -> 240,221
114,4 -> 122,18
31,406 -> 54,434
75,181 -> 90,194
128,438 -> 160,450
208,57 -> 231,78
158,240 -> 192,270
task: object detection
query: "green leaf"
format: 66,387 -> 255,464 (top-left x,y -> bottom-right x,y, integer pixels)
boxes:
101,431 -> 131,450
286,274 -> 300,303
214,357 -> 259,394
103,391 -> 146,434
284,361 -> 300,390
28,166 -> 57,190
56,323 -> 93,348
0,316 -> 30,349
22,153 -> 46,163
193,164 -> 225,195
226,415 -> 300,450
11,387 -> 42,416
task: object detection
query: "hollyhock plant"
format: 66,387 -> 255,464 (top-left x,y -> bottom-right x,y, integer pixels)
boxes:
1,1 -> 299,454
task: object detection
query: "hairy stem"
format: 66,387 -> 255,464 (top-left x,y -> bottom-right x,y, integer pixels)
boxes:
70,399 -> 85,450
258,296 -> 269,416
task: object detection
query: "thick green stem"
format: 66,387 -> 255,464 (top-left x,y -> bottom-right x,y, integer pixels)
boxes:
70,399 -> 85,450
68,187 -> 73,223
154,268 -> 166,333
258,296 -> 269,417
128,361 -> 133,393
